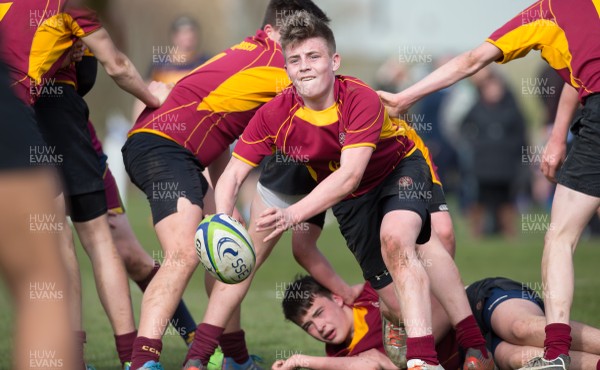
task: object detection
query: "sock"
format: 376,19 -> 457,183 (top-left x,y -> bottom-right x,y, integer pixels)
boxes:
220,330 -> 249,364
185,323 -> 225,365
544,323 -> 571,360
135,261 -> 160,292
406,335 -> 439,365
171,300 -> 197,345
596,359 -> 600,370
75,330 -> 86,370
115,330 -> 137,365
455,315 -> 490,358
130,337 -> 162,370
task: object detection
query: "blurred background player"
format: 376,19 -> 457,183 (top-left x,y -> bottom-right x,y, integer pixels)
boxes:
1,2 -> 169,368
0,56 -> 77,370
214,11 -> 492,370
377,1 -> 600,367
122,1 -> 331,369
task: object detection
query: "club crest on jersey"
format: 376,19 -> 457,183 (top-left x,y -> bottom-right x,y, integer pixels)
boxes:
398,176 -> 413,189
338,132 -> 346,146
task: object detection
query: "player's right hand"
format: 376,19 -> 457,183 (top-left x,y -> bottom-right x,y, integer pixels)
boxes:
540,137 -> 567,183
148,80 -> 173,107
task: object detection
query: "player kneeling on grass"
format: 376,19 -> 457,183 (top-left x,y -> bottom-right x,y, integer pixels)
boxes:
274,276 -> 600,370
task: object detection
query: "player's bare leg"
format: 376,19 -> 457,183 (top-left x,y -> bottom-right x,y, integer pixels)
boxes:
380,210 -> 438,367
417,229 -> 493,369
490,298 -> 600,354
431,211 -> 455,257
0,170 -> 76,370
540,184 -> 600,362
108,212 -> 155,282
186,192 -> 282,367
74,215 -> 136,335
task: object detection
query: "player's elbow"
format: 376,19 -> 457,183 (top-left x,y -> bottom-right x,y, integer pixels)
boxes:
343,171 -> 362,194
103,53 -> 131,80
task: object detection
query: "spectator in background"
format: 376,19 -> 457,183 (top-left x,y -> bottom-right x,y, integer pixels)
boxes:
132,16 -> 210,120
148,16 -> 210,84
460,67 -> 527,239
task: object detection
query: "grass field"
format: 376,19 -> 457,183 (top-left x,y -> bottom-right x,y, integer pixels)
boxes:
1,191 -> 599,369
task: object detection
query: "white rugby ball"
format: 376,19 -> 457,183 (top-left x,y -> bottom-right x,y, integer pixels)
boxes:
195,213 -> 255,284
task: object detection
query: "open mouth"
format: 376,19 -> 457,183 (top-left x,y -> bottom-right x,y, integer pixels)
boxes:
324,329 -> 335,341
300,76 -> 316,82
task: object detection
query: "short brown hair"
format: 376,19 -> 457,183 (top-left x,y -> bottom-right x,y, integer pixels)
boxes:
280,11 -> 336,55
262,0 -> 330,29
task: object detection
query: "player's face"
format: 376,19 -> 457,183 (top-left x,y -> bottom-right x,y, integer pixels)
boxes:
299,294 -> 352,345
284,37 -> 340,110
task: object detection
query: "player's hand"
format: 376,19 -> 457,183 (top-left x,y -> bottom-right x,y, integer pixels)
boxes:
256,207 -> 296,242
377,90 -> 411,118
343,283 -> 364,305
232,207 -> 247,228
147,81 -> 173,107
61,40 -> 86,68
540,137 -> 567,183
271,355 -> 304,370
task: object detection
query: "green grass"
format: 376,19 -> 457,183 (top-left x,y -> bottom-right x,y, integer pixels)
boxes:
1,192 -> 599,369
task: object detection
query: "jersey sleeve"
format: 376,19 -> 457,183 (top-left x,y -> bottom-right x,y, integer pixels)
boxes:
64,7 -> 102,38
486,1 -> 561,64
232,104 -> 275,167
341,82 -> 385,151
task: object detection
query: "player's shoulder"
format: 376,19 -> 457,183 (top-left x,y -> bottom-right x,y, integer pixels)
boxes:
337,75 -> 380,102
229,29 -> 277,54
256,88 -> 298,121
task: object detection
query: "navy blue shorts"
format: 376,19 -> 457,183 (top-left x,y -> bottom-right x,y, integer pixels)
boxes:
482,288 -> 544,354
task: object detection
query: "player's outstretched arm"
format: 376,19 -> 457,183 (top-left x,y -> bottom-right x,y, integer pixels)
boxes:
81,28 -> 165,108
377,42 -> 502,117
291,228 -> 363,304
541,83 -> 579,182
214,156 -> 254,216
256,146 -> 372,242
272,351 -> 397,370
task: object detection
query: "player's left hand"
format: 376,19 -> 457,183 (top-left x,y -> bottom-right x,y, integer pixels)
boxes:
256,207 -> 297,242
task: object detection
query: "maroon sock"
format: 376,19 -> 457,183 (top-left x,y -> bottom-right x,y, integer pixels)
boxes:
135,262 -> 160,292
114,330 -> 137,365
544,323 -> 571,360
185,323 -> 225,365
130,337 -> 162,370
75,331 -> 86,370
220,330 -> 249,364
596,359 -> 600,370
406,335 -> 439,365
455,315 -> 490,358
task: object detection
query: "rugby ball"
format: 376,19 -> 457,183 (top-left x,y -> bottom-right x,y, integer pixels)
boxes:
195,213 -> 255,284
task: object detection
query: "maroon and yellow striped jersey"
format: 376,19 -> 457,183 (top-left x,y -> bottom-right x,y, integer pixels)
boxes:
324,282 -> 462,369
129,29 -> 289,168
233,75 -> 415,197
325,283 -> 384,357
0,2 -> 101,105
487,0 -> 600,102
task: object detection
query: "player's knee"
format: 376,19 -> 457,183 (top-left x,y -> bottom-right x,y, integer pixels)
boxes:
510,318 -> 534,342
435,226 -> 456,256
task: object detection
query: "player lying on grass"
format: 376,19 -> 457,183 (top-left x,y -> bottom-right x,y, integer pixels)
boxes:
214,10 -> 491,370
274,275 -> 600,370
